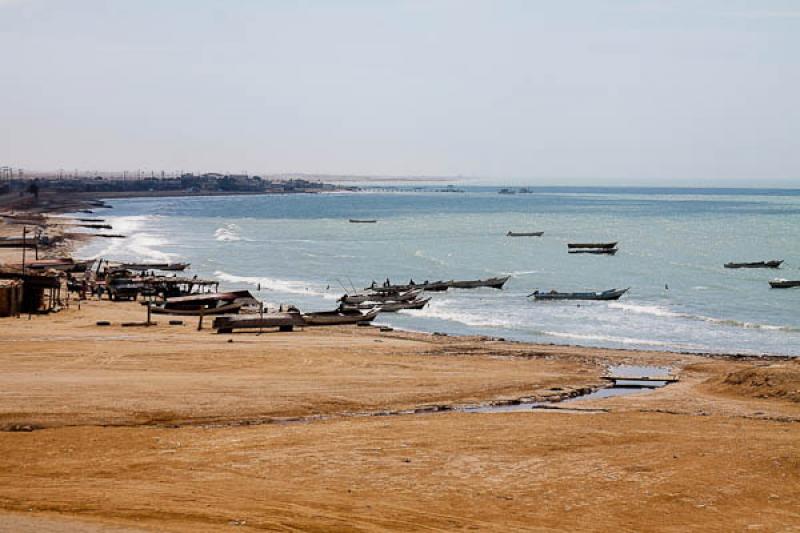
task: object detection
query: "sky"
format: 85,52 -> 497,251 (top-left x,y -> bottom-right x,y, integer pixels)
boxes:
1,0 -> 799,186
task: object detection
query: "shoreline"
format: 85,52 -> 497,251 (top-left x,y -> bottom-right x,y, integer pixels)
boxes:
5,189 -> 797,360
65,191 -> 799,360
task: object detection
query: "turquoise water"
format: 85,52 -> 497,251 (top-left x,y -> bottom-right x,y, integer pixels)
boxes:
74,188 -> 800,356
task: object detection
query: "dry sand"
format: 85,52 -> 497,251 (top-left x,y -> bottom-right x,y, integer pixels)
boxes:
1,211 -> 799,531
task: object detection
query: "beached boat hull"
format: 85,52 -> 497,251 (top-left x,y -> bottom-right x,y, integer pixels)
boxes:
149,302 -> 244,316
301,308 -> 380,325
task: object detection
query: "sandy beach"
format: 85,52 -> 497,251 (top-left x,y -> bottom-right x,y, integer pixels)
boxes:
1,205 -> 799,532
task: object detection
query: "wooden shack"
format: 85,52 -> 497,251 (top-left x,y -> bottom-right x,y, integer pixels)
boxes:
0,279 -> 23,317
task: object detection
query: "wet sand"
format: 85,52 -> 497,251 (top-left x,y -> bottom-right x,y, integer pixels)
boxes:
1,212 -> 799,531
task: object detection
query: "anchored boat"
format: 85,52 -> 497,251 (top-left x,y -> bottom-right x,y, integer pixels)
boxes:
724,260 -> 783,269
506,231 -> 544,237
528,288 -> 629,301
769,279 -> 800,289
568,248 -> 618,255
568,242 -> 618,249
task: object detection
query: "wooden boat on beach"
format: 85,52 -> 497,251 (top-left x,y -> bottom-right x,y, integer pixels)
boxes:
769,279 -> 800,289
13,258 -> 95,273
568,248 -> 618,255
349,219 -> 377,224
724,260 -> 783,269
301,308 -> 380,325
213,312 -> 304,333
528,288 -> 629,301
149,290 -> 258,315
506,231 -> 544,237
568,242 -> 618,249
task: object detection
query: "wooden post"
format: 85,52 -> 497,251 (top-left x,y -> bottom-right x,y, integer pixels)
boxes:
146,301 -> 152,326
197,307 -> 204,331
21,226 -> 26,275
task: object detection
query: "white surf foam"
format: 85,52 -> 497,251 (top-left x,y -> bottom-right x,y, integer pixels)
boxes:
214,271 -> 338,299
214,223 -> 249,242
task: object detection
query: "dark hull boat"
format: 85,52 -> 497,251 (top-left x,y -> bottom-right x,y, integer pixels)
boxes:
769,279 -> 800,289
506,231 -> 544,237
339,288 -> 422,305
150,301 -> 244,316
213,312 -> 305,333
449,276 -> 510,289
150,290 -> 258,315
368,276 -> 510,293
568,242 -> 618,249
568,248 -> 618,255
120,262 -> 190,272
349,219 -> 377,223
342,297 -> 430,313
724,260 -> 783,269
529,288 -> 629,301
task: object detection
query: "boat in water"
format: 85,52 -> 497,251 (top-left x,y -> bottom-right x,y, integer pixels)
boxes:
567,242 -> 618,249
506,231 -> 544,237
769,279 -> 800,289
339,288 -> 422,305
367,275 -> 510,292
120,262 -> 190,272
341,297 -> 430,313
724,260 -> 783,269
568,248 -> 618,255
528,288 -> 629,301
349,219 -> 378,224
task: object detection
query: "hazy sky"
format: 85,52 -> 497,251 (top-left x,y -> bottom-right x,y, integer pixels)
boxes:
1,0 -> 799,185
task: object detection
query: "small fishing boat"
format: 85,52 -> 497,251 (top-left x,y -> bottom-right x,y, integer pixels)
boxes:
506,231 -> 544,237
120,262 -> 190,272
568,248 -> 618,255
724,260 -> 783,269
339,288 -> 422,305
367,276 -> 510,293
568,242 -> 618,249
149,290 -> 259,315
769,279 -> 800,289
213,312 -> 304,333
349,219 -> 378,224
528,288 -> 629,301
448,276 -> 510,289
342,297 -> 430,313
301,308 -> 380,325
150,301 -> 244,315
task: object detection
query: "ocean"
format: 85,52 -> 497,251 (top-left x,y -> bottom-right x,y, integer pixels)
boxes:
73,187 -> 800,356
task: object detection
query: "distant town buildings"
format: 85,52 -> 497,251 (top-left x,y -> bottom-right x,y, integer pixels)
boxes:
0,172 -> 353,197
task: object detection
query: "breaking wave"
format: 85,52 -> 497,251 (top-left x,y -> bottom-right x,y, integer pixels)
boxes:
608,302 -> 798,332
214,271 -> 337,299
214,223 -> 248,242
